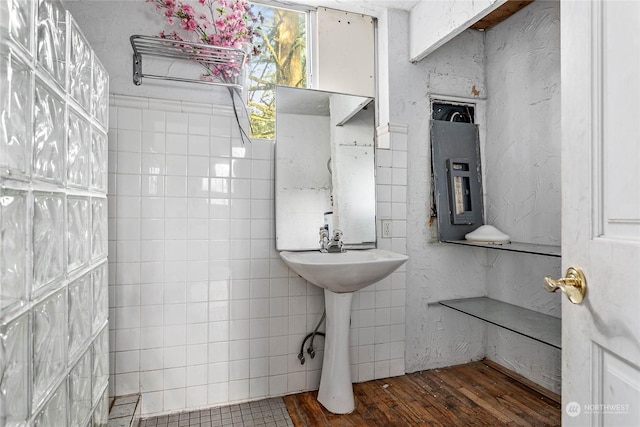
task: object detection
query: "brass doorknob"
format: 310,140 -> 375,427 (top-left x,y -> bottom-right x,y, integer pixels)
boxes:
544,267 -> 587,304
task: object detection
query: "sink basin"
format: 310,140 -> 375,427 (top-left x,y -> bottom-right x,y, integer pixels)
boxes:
280,248 -> 408,413
279,249 -> 408,293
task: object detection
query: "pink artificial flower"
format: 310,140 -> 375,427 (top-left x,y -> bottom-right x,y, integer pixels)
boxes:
149,0 -> 261,82
180,4 -> 195,17
184,18 -> 198,31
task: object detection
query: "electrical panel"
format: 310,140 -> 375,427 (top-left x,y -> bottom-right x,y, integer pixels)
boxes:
431,116 -> 483,241
432,103 -> 474,123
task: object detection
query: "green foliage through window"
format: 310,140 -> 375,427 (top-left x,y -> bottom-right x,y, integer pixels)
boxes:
247,4 -> 307,140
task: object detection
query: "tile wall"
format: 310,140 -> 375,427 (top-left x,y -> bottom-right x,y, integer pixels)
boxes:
108,94 -> 407,416
0,0 -> 109,425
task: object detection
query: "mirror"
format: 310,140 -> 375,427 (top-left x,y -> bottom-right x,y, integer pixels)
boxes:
275,86 -> 376,251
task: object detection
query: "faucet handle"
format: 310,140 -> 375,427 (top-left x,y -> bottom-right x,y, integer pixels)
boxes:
332,229 -> 343,241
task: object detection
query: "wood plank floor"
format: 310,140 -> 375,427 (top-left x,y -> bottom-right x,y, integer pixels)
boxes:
283,361 -> 561,426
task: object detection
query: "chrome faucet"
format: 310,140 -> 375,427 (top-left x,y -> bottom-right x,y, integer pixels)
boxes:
326,229 -> 344,253
319,226 -> 330,252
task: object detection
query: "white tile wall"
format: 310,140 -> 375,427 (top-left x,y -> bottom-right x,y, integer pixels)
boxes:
109,94 -> 407,416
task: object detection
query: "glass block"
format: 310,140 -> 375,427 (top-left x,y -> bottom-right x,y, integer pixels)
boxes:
36,0 -> 65,87
91,387 -> 108,427
90,198 -> 106,260
0,313 -> 29,426
0,189 -> 27,312
67,197 -> 90,273
68,273 -> 91,359
32,288 -> 66,408
90,129 -> 107,191
68,18 -> 91,112
0,44 -> 33,180
32,192 -> 64,292
69,349 -> 92,427
91,325 -> 108,405
91,57 -> 108,127
91,262 -> 107,333
33,79 -> 65,184
67,110 -> 90,188
1,0 -> 34,54
34,380 -> 67,427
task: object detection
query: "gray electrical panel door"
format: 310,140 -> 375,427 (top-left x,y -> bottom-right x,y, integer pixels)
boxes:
431,120 -> 483,241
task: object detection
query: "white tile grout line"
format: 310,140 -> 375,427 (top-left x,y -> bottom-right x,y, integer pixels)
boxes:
137,397 -> 294,427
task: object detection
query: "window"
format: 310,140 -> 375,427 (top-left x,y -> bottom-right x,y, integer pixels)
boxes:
247,4 -> 308,139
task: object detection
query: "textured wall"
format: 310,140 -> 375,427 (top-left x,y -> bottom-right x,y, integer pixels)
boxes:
397,2 -> 561,393
484,0 -> 562,393
399,14 -> 489,372
107,95 -> 407,416
484,0 -> 561,245
0,0 -> 109,425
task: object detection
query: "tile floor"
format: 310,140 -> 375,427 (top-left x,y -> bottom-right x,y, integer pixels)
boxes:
138,398 -> 294,427
108,394 -> 140,427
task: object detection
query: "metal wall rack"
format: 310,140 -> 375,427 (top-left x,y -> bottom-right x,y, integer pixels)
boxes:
130,35 -> 247,89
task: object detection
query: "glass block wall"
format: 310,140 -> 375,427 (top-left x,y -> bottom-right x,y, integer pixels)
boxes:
0,0 -> 109,425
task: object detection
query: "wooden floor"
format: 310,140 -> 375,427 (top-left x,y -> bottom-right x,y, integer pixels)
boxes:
283,361 -> 561,426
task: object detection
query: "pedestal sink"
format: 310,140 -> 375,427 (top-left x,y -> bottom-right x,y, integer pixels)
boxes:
279,249 -> 408,414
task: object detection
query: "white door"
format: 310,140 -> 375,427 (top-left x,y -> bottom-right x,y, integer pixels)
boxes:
561,1 -> 640,425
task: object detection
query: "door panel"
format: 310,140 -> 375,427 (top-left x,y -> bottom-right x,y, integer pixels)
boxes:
561,1 -> 640,425
601,0 -> 640,239
592,345 -> 640,426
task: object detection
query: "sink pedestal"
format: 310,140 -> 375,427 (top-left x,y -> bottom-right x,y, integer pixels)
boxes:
317,289 -> 355,414
278,249 -> 408,414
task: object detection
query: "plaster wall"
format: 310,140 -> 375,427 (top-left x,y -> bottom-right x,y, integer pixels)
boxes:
484,0 -> 561,245
395,2 -> 562,392
383,9 -> 489,372
483,0 -> 562,393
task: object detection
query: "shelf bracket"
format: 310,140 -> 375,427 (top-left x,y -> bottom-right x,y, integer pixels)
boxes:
133,52 -> 142,86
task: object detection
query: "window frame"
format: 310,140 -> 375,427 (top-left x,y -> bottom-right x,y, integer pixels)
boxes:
246,1 -> 315,140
